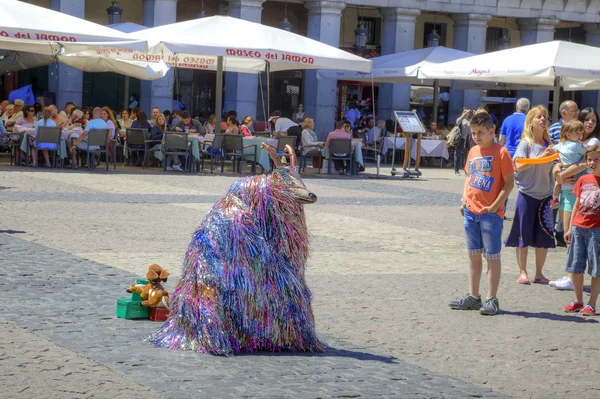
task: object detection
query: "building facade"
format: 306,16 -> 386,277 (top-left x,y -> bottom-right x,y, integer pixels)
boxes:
14,0 -> 600,137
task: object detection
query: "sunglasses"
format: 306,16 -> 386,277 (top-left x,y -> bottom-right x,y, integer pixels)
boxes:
27,109 -> 35,112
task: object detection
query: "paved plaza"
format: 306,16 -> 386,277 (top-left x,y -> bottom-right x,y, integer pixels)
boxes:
0,162 -> 599,398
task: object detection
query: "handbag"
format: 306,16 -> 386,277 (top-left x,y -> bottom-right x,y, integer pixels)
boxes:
447,126 -> 463,148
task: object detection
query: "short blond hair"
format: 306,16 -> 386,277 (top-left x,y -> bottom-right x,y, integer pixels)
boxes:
302,117 -> 314,129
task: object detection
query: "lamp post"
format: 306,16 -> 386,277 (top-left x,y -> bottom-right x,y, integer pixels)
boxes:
354,23 -> 367,51
106,1 -> 122,25
280,0 -> 292,31
197,0 -> 207,18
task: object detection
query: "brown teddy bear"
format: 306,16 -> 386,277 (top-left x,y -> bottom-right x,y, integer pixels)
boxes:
127,264 -> 170,307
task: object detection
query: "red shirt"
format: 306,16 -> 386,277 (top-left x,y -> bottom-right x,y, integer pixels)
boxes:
326,129 -> 350,148
464,143 -> 514,218
572,174 -> 600,229
240,125 -> 252,137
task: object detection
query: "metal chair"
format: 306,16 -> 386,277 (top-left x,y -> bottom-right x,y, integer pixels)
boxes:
299,144 -> 323,174
327,138 -> 353,175
73,129 -> 114,171
224,134 -> 257,174
6,132 -> 23,166
202,133 -> 226,174
35,126 -> 63,168
125,128 -> 160,167
163,132 -> 191,172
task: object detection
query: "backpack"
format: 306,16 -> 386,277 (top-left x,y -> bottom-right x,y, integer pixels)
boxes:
447,125 -> 463,148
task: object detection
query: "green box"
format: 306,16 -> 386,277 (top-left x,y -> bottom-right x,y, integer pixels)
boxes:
131,279 -> 149,301
116,297 -> 149,319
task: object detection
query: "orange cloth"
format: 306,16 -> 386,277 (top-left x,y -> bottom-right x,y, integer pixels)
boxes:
464,143 -> 514,218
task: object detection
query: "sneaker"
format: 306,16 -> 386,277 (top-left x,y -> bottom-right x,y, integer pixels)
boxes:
564,301 -> 584,313
554,278 -> 574,291
166,166 -> 174,171
579,305 -> 596,316
480,297 -> 500,316
549,276 -> 568,287
172,164 -> 184,172
549,198 -> 560,210
448,293 -> 482,310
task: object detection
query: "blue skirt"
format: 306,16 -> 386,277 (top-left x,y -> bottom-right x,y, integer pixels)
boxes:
504,191 -> 555,248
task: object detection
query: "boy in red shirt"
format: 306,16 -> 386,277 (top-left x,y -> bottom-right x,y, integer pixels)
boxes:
563,145 -> 600,315
449,112 -> 514,316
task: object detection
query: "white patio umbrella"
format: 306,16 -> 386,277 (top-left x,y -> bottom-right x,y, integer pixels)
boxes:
0,0 -> 167,80
125,15 -> 372,131
317,46 -> 475,122
418,41 -> 600,120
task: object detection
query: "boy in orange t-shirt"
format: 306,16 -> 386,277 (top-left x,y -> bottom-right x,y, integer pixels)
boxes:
449,112 -> 514,316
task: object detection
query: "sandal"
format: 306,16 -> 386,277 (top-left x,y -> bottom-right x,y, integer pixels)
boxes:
517,277 -> 530,285
533,277 -> 550,285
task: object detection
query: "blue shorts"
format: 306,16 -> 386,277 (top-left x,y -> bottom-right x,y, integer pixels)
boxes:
565,226 -> 600,278
464,208 -> 504,260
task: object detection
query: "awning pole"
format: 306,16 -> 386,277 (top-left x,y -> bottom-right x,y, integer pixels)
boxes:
215,56 -> 223,134
432,79 -> 439,123
552,77 -> 560,123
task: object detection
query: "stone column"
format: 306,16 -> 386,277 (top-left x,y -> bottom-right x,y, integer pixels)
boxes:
378,8 -> 420,122
141,0 -> 179,114
303,1 -> 346,139
517,18 -> 558,110
223,0 -> 265,120
48,0 -> 85,108
582,24 -> 600,110
449,14 -> 491,123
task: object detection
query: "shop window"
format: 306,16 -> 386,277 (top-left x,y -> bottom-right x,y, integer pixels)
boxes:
485,27 -> 503,52
361,17 -> 381,46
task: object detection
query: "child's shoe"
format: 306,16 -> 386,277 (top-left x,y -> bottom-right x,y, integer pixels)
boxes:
480,297 -> 500,316
579,305 -> 596,316
549,198 -> 560,210
564,301 -> 584,313
448,293 -> 482,310
553,277 -> 574,291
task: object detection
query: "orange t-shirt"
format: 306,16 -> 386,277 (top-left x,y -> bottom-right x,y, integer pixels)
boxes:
464,143 -> 514,218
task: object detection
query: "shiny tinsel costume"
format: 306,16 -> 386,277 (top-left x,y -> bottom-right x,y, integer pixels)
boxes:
149,144 -> 324,355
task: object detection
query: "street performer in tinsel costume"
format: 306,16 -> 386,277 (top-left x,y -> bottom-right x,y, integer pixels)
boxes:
149,144 -> 324,355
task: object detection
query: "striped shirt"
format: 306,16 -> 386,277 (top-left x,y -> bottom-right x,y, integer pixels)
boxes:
549,120 -> 563,144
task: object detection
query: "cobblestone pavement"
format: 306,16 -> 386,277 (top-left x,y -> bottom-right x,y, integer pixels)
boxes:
0,162 -> 599,398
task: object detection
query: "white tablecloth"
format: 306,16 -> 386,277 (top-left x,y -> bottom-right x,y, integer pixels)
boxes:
411,139 -> 449,160
381,137 -> 406,153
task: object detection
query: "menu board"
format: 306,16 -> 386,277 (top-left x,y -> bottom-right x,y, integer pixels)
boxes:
394,111 -> 426,134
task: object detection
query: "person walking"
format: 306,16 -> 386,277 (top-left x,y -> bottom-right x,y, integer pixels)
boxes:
499,98 -> 530,156
454,108 -> 474,174
504,106 -> 556,285
448,112 -> 514,316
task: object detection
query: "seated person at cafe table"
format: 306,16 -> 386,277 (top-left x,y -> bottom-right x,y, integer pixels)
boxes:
225,114 -> 240,135
172,111 -> 204,135
69,107 -> 108,163
5,100 -> 24,129
131,110 -> 151,131
270,110 -> 297,139
301,117 -> 325,155
32,109 -> 57,168
425,121 -> 440,139
240,116 -> 254,137
326,120 -> 353,175
364,117 -> 381,146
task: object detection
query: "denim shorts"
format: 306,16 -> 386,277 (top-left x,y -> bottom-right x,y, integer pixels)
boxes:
565,226 -> 600,278
464,208 -> 504,259
559,189 -> 577,212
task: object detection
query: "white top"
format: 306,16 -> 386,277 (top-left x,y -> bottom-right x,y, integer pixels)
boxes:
275,117 -> 297,134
